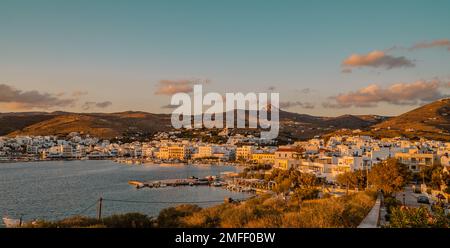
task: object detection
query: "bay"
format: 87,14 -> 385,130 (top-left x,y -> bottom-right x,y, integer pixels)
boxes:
0,160 -> 248,226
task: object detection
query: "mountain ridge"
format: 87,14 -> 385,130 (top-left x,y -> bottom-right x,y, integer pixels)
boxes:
1,99 -> 449,141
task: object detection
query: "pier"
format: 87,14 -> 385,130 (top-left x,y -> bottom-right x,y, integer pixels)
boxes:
127,176 -> 260,194
128,177 -> 213,189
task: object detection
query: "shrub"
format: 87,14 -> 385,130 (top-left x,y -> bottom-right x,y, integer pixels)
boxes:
389,207 -> 432,228
157,204 -> 202,227
389,206 -> 449,228
25,213 -> 155,228
384,197 -> 402,214
102,213 -> 154,228
281,191 -> 376,228
26,216 -> 100,228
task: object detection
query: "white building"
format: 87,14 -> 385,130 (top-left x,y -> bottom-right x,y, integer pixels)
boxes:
274,147 -> 300,170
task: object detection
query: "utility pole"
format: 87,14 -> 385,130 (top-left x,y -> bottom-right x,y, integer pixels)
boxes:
366,165 -> 369,190
97,197 -> 103,220
19,214 -> 23,227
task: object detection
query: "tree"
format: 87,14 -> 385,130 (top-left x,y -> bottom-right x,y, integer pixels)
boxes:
297,173 -> 318,189
336,171 -> 358,194
419,164 -> 445,189
273,178 -> 292,194
368,158 -> 410,196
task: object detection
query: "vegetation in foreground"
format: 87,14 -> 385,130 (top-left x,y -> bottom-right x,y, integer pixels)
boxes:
382,194 -> 450,228
23,213 -> 154,228
25,191 -> 376,228
388,206 -> 449,228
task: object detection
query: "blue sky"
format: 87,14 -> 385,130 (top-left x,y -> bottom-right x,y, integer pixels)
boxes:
1,0 -> 449,116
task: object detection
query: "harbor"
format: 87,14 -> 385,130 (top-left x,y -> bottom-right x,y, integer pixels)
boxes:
128,173 -> 268,194
0,160 -> 252,226
129,177 -> 215,189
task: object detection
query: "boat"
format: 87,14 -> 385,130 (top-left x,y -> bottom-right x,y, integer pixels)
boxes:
2,217 -> 22,228
211,182 -> 224,187
128,180 -> 145,189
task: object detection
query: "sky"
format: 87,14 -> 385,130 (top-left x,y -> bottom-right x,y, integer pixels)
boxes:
1,0 -> 450,116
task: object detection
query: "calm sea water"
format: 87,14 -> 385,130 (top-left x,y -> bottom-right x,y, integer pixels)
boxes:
0,160 -> 248,225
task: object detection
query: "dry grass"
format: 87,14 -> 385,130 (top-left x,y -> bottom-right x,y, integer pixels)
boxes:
179,191 -> 377,228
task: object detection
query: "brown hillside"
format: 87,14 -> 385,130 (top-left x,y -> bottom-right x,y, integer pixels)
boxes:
7,112 -> 173,139
365,98 -> 450,140
374,98 -> 450,132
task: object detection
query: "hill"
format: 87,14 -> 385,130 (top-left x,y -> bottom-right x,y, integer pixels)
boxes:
0,112 -> 59,136
1,108 -> 387,141
5,112 -> 172,140
369,98 -> 450,140
7,98 -> 449,141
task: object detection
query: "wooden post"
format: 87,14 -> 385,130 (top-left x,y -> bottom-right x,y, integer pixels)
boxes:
97,197 -> 103,220
366,165 -> 369,190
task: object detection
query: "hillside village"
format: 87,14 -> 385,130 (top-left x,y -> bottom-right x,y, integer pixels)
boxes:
1,128 -> 449,186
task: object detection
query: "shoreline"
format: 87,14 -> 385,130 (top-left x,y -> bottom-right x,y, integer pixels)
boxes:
0,160 -> 251,227
0,158 -> 250,171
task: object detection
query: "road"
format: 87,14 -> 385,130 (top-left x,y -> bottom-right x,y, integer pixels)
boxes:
395,186 -> 431,210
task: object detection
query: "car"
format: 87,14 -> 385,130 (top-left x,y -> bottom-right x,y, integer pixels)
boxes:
417,196 -> 430,204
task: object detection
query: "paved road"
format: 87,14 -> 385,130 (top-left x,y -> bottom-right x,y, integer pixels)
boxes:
395,186 -> 431,210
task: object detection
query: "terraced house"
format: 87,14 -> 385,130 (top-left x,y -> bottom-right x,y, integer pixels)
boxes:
395,150 -> 438,173
157,144 -> 190,160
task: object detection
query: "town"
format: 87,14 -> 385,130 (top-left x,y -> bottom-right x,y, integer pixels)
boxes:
1,128 -> 449,187
3,127 -> 450,228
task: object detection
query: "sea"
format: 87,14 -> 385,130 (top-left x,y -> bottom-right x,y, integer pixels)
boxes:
0,160 -> 249,226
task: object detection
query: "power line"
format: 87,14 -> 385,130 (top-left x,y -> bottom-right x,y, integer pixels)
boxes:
87,197 -> 253,220
101,198 -> 249,204
72,199 -> 99,216
14,196 -> 255,223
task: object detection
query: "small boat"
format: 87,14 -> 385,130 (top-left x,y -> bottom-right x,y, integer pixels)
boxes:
128,180 -> 145,189
2,217 -> 22,228
211,182 -> 223,187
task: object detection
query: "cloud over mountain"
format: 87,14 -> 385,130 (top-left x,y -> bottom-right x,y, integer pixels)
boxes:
154,78 -> 210,95
72,91 -> 89,97
280,101 -> 315,109
82,101 -> 112,110
161,103 -> 182,109
0,84 -> 77,110
342,50 -> 415,72
410,39 -> 450,51
323,80 -> 448,108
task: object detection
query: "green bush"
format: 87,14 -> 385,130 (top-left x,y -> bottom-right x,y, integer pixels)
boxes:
384,197 -> 402,214
389,206 -> 449,228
